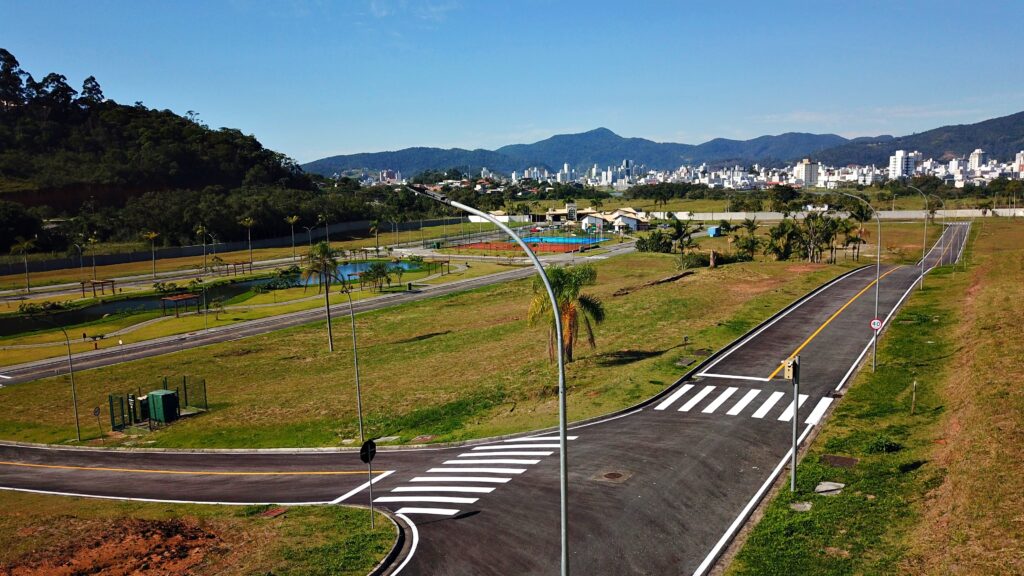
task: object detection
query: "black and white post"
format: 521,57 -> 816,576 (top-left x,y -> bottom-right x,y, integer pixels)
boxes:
785,356 -> 800,491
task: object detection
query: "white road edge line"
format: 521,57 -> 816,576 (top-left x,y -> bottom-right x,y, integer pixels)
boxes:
696,373 -> 771,382
0,485 -> 332,507
691,424 -> 814,576
330,470 -> 395,504
393,513 -> 418,575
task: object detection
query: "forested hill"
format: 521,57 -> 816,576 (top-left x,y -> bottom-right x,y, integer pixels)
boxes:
813,110 -> 1024,166
0,48 -> 313,207
304,128 -> 849,176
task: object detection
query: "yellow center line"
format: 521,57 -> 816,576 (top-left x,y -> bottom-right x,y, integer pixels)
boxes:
0,460 -> 380,476
766,266 -> 903,380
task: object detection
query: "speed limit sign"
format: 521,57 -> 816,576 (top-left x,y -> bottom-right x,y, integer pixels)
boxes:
870,318 -> 882,331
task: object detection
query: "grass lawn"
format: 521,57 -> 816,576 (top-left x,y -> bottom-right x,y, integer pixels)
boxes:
0,490 -> 393,576
727,219 -> 1024,575
0,251 -> 855,448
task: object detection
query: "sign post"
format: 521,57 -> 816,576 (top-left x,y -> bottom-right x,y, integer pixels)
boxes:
93,406 -> 104,444
360,439 -> 377,528
784,356 -> 800,491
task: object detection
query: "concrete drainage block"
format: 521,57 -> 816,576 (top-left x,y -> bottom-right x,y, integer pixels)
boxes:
815,481 -> 846,496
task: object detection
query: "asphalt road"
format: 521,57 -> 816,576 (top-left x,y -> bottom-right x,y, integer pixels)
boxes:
0,242 -> 635,384
0,224 -> 969,575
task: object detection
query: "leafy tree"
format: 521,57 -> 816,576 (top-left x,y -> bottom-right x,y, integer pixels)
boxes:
527,264 -> 606,363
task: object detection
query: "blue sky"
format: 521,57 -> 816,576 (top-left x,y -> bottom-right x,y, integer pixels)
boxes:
3,0 -> 1022,162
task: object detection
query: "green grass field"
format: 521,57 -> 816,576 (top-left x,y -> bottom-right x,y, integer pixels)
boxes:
0,252 -> 855,448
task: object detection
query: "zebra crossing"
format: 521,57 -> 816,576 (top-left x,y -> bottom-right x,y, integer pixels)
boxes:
654,382 -> 833,425
377,435 -> 577,517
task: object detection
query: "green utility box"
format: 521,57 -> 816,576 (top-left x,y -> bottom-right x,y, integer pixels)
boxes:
148,389 -> 179,423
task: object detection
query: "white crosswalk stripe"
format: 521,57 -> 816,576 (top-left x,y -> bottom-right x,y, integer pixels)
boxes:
702,387 -> 738,414
385,437 -> 577,516
751,391 -> 785,418
777,394 -> 809,421
727,389 -> 761,415
680,386 -> 716,411
651,383 -> 839,426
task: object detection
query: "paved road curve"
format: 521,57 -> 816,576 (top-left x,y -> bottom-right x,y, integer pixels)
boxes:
0,224 -> 969,575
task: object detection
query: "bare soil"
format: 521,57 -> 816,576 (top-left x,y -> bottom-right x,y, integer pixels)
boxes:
1,519 -> 221,576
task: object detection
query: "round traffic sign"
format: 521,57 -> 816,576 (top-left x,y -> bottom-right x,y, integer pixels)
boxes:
92,406 -> 101,417
359,439 -> 377,464
870,318 -> 882,330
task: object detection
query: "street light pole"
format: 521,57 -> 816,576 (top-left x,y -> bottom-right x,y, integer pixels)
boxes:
906,185 -> 927,290
36,316 -> 81,441
343,279 -> 365,444
411,187 -> 570,576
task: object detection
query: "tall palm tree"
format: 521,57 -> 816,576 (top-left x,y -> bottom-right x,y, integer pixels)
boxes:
369,219 -> 381,255
527,264 -> 606,363
239,217 -> 256,270
10,236 -> 36,293
302,241 -> 341,352
285,215 -> 300,260
141,231 -> 160,278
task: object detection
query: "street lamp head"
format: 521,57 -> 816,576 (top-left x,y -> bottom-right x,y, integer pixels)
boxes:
407,185 -> 450,206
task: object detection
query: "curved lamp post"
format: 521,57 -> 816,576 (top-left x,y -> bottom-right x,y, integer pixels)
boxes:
811,190 -> 882,371
905,185 -> 928,289
410,187 -> 570,576
929,194 -> 947,266
35,316 -> 81,441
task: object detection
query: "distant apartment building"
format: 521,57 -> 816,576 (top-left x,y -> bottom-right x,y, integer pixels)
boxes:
1016,151 -> 1024,174
793,158 -> 820,187
888,149 -> 919,180
968,148 -> 988,172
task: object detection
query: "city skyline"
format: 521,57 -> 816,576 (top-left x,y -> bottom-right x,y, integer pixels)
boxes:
2,0 -> 1022,163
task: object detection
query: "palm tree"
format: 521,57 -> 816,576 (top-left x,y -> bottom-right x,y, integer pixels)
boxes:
285,215 -> 300,260
195,225 -> 208,272
527,264 -> 606,363
302,241 -> 342,352
141,231 -> 160,278
239,217 -> 256,270
10,236 -> 36,293
369,219 -> 381,255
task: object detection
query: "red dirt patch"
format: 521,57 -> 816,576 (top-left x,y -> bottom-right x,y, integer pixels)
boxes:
2,519 -> 220,576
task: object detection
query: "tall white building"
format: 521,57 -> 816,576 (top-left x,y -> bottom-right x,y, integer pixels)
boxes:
1016,151 -> 1024,172
888,150 -> 918,180
793,158 -> 820,187
968,149 -> 988,171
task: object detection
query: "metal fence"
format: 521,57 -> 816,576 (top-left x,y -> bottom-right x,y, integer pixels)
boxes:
107,376 -> 208,431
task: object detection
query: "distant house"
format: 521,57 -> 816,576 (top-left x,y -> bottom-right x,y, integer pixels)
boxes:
468,210 -> 531,224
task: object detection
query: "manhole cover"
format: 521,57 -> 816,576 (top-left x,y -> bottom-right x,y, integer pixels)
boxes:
822,454 -> 859,469
592,470 -> 633,484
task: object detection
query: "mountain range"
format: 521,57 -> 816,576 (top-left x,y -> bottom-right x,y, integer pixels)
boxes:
302,110 -> 1024,177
